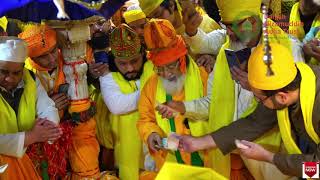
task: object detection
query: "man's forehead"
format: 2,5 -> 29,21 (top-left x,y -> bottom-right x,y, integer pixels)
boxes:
115,54 -> 142,62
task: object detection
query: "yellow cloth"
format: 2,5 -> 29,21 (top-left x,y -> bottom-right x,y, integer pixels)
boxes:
139,0 -> 163,16
0,69 -> 36,133
123,9 -> 146,24
277,62 -> 319,154
137,57 -> 208,169
110,72 -> 143,180
216,0 -> 262,22
69,117 -> 100,179
0,154 -> 41,180
155,162 -> 227,180
140,60 -> 155,90
209,18 -> 289,178
0,16 -> 8,31
0,69 -> 39,179
89,85 -> 114,149
289,2 -> 320,64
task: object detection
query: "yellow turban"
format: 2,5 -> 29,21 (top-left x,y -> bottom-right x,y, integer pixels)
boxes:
138,0 -> 164,16
216,0 -> 262,22
248,43 -> 297,90
123,9 -> 146,24
18,24 -> 56,58
0,16 -> 8,31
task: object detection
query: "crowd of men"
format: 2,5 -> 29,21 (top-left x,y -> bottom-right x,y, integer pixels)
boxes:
0,0 -> 320,179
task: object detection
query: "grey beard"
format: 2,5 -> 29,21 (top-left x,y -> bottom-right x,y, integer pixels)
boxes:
160,75 -> 186,96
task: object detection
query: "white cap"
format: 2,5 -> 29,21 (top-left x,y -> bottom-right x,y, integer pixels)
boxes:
0,36 -> 27,63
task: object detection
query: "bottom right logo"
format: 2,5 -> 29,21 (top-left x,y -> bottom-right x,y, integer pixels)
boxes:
303,162 -> 319,178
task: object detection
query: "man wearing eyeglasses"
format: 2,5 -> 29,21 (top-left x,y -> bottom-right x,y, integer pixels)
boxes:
137,19 -> 209,173
157,0 -> 304,179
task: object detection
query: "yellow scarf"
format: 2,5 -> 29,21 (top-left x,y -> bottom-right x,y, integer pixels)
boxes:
89,85 -> 113,149
289,2 -> 320,41
155,56 -> 206,136
0,69 -> 36,133
110,72 -> 142,180
289,2 -> 320,65
208,18 -> 290,178
277,62 -> 319,154
155,162 -> 227,180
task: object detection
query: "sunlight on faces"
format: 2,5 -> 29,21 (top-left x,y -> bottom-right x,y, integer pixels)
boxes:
114,54 -> 144,80
0,61 -> 24,92
32,46 -> 58,70
155,60 -> 185,95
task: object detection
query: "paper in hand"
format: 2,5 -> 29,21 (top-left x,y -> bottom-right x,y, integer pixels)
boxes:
162,133 -> 180,151
235,139 -> 249,149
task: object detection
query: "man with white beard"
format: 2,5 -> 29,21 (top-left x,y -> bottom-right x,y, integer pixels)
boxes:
137,19 -> 209,173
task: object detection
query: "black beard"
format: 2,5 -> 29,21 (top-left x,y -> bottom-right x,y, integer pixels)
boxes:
121,68 -> 143,81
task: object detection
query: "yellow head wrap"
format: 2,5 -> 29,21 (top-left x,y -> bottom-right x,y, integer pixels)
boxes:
123,9 -> 146,24
216,0 -> 262,22
248,43 -> 297,90
139,0 -> 164,16
0,16 -> 8,31
18,24 -> 57,58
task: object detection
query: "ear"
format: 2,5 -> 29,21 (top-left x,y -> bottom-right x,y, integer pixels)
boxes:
274,92 -> 289,105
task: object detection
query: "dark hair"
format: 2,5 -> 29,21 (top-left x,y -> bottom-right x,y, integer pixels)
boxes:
108,46 -> 147,72
263,69 -> 301,97
160,0 -> 177,12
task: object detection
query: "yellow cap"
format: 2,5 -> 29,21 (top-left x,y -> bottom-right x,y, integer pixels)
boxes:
139,0 -> 164,16
216,0 -> 262,22
123,9 -> 146,24
248,43 -> 297,90
0,16 -> 8,31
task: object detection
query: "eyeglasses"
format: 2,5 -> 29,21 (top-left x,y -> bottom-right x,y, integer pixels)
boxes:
253,94 -> 272,103
154,61 -> 180,74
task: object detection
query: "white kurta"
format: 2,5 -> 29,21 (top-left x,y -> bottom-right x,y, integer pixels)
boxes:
99,73 -> 140,115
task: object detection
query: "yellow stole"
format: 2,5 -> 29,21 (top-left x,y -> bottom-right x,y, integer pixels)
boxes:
289,2 -> 320,64
208,18 -> 290,178
277,63 -> 319,154
155,57 -> 206,136
110,72 -> 142,180
0,69 -> 36,133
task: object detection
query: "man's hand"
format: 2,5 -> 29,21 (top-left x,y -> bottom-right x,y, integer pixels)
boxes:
25,119 -> 63,147
179,135 -> 216,153
50,93 -> 70,111
155,101 -> 186,119
147,132 -> 162,153
238,140 -> 274,163
88,62 -> 109,78
182,7 -> 203,37
196,54 -> 215,73
303,39 -> 320,62
230,66 -> 251,91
